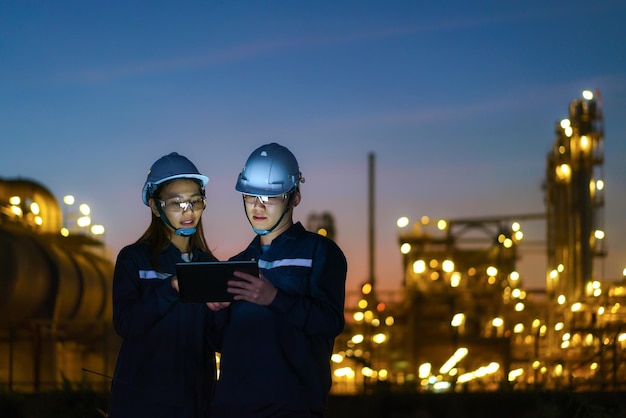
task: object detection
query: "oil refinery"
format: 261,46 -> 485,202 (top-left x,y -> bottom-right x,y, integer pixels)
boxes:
329,89 -> 626,394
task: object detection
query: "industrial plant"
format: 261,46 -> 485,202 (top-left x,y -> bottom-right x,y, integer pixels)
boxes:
329,89 -> 626,394
1,90 -> 623,398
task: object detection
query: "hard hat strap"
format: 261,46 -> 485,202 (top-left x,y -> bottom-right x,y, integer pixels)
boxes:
156,205 -> 196,237
244,191 -> 295,235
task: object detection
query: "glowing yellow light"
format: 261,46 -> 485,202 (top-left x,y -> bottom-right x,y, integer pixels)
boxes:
9,196 -> 21,205
91,224 -> 105,235
582,90 -> 594,100
317,228 -> 328,236
351,334 -> 364,344
442,260 -> 454,273
396,216 -> 410,228
384,316 -> 394,326
358,299 -> 368,309
361,367 -> 374,377
437,219 -> 447,230
60,228 -> 70,237
594,230 -> 605,240
510,271 -> 520,281
353,312 -> 364,321
63,195 -> 75,205
334,367 -> 355,378
492,317 -> 504,327
363,310 -> 374,322
556,164 -> 571,181
413,260 -> 426,274
30,202 -> 40,215
486,266 -> 498,276
372,333 -> 387,344
571,302 -> 582,312
451,313 -> 464,327
580,135 -> 590,151
508,368 -> 524,381
400,243 -> 411,254
420,216 -> 430,225
79,203 -> 91,216
596,179 -> 604,190
34,216 -> 43,226
560,119 -> 571,129
331,353 -> 343,363
418,363 -> 431,379
361,282 -> 372,295
77,216 -> 91,227
450,272 -> 461,287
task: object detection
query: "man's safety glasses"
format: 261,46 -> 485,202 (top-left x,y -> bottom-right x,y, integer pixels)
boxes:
242,194 -> 287,206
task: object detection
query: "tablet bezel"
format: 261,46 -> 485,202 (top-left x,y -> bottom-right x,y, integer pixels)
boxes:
175,260 -> 259,303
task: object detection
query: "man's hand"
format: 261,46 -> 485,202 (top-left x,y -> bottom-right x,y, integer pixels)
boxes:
228,270 -> 277,305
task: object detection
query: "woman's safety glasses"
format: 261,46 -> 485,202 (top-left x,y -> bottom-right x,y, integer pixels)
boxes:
159,197 -> 206,212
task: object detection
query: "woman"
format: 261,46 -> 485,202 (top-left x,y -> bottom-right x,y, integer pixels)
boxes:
108,152 -> 218,418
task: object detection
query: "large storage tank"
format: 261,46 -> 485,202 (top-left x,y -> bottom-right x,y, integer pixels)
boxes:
0,178 -> 113,336
0,178 -> 116,391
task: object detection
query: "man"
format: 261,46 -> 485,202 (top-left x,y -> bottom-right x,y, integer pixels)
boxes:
210,143 -> 347,417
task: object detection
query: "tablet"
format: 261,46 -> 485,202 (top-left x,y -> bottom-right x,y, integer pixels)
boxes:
176,260 -> 259,303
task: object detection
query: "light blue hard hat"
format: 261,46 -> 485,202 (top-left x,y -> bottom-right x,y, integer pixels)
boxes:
235,143 -> 304,196
142,152 -> 209,205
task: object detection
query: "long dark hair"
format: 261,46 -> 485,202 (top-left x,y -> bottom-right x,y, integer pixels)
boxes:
136,179 -> 216,270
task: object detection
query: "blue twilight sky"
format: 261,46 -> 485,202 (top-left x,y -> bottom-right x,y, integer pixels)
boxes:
1,1 -> 625,293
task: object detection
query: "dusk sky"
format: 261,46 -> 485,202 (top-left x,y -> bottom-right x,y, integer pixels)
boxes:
2,1 -> 625,294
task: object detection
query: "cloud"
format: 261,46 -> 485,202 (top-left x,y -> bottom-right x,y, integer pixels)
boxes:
59,4 -> 619,85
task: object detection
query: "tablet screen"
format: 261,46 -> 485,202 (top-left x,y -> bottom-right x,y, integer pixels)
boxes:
176,260 -> 259,302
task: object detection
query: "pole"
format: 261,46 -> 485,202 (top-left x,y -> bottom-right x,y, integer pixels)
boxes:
368,152 -> 375,290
